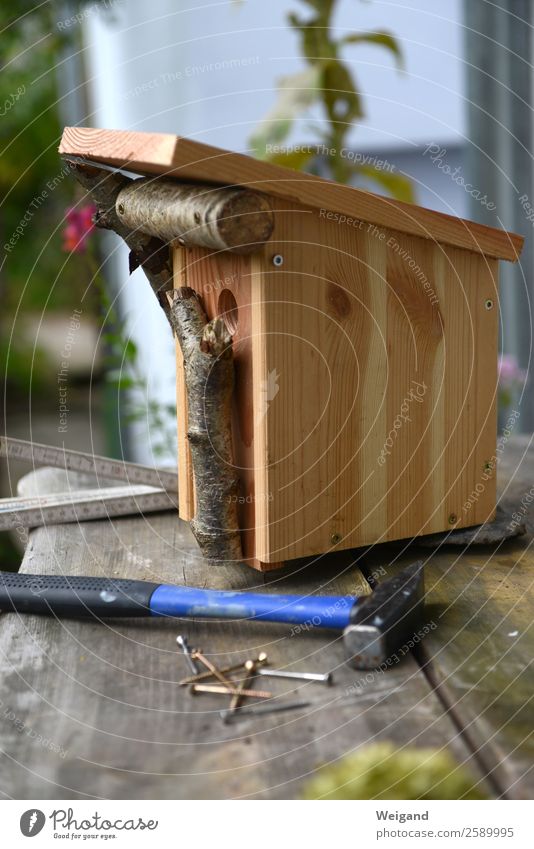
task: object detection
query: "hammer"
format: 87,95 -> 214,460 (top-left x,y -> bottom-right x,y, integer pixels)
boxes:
0,562 -> 424,669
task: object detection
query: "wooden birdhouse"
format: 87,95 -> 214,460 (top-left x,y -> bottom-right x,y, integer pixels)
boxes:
60,128 -> 524,571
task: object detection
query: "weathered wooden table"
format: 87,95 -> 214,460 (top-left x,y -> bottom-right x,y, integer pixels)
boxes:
0,436 -> 533,799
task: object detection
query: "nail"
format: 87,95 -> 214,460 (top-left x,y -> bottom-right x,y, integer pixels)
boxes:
191,650 -> 237,691
257,668 -> 332,685
179,661 -> 246,686
178,651 -> 268,686
227,657 -> 261,717
190,683 -> 272,698
176,634 -> 199,675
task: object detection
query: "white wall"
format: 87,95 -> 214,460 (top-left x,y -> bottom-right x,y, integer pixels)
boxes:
82,0 -> 467,462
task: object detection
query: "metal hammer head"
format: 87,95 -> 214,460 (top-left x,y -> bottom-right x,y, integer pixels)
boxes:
343,562 -> 425,669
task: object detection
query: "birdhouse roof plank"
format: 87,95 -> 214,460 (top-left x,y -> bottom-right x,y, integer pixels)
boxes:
60,127 -> 523,262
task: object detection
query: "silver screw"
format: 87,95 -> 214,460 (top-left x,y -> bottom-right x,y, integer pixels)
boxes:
176,635 -> 200,675
272,254 -> 284,267
257,668 -> 332,685
485,299 -> 494,310
331,532 -> 342,545
190,683 -> 272,698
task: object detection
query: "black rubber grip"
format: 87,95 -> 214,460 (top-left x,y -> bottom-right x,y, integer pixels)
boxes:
0,571 -> 160,618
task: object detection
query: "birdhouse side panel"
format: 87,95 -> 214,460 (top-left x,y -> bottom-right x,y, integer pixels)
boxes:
173,245 -> 262,564
382,230 -> 498,541
252,202 -> 498,562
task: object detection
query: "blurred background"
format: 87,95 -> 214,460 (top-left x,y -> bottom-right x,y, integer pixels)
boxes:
1,0 -> 532,567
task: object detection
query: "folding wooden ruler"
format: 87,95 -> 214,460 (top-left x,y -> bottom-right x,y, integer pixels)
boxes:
0,437 -> 178,531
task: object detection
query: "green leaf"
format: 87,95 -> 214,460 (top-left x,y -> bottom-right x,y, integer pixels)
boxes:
322,58 -> 364,126
106,375 -> 137,391
341,31 -> 404,70
289,14 -> 336,63
124,338 -> 138,360
356,164 -> 415,203
264,146 -> 318,170
249,66 -> 324,158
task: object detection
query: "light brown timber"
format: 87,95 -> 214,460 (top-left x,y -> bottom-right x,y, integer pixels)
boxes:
59,127 -> 523,262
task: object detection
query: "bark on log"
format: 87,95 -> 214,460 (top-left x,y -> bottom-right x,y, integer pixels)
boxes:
115,178 -> 274,254
65,156 -> 244,565
63,158 -> 174,323
167,288 -> 242,564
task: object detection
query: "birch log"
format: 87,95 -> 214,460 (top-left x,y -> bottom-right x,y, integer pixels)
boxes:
64,158 -> 175,323
115,178 -> 274,254
66,157 -> 244,564
167,288 -> 242,564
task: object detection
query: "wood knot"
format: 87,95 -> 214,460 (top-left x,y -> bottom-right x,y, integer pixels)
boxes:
327,283 -> 352,319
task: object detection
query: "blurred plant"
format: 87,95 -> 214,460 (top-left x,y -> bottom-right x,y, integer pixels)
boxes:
0,2 -> 112,396
498,353 -> 526,410
248,0 -> 414,201
303,742 -> 487,800
62,205 -> 96,253
60,205 -> 176,458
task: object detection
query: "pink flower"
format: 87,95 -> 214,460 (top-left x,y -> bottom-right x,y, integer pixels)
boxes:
498,354 -> 527,389
62,204 -> 96,253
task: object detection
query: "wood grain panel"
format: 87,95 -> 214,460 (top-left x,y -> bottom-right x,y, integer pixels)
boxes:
441,247 -> 499,529
385,230 -> 446,539
60,127 -> 523,261
172,246 -> 276,568
253,208 -> 499,562
253,205 -> 390,561
357,231 -> 389,542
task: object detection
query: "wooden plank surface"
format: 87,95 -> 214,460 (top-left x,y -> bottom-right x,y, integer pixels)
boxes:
364,434 -> 534,798
252,203 -> 498,562
59,127 -> 524,261
0,468 -> 484,799
172,245 -> 274,568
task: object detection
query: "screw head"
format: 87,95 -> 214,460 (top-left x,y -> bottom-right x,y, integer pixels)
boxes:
330,532 -> 342,545
485,298 -> 494,310
117,202 -> 125,215
272,254 -> 284,267
448,513 -> 458,525
484,461 -> 493,473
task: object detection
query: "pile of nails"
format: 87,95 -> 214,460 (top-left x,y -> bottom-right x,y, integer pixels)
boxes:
176,635 -> 333,724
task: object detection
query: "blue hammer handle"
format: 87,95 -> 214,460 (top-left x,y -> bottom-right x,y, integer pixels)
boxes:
150,585 -> 354,629
0,572 -> 356,630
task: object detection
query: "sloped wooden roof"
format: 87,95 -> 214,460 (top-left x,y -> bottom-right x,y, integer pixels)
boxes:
60,127 -> 523,262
